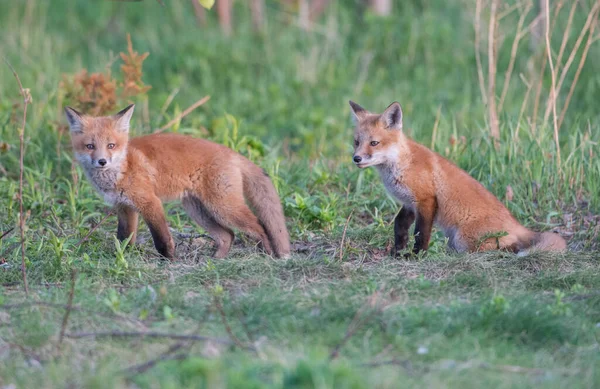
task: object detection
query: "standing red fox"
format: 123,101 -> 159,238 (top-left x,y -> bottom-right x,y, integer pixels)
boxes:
65,104 -> 290,260
349,100 -> 566,256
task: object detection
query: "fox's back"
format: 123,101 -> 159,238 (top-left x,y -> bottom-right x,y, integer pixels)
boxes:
129,133 -> 238,166
123,133 -> 247,201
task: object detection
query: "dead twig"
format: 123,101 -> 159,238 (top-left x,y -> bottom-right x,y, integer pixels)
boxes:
543,1 -> 600,127
558,8 -> 599,130
75,211 -> 114,247
155,95 -> 211,133
487,0 -> 500,142
57,270 -> 77,349
329,291 -> 383,360
543,0 -> 561,171
338,211 -> 353,261
474,0 -> 487,105
122,342 -> 187,376
0,301 -> 145,327
0,228 -> 15,240
498,2 -> 532,113
64,330 -> 250,349
213,295 -> 249,350
4,58 -> 31,296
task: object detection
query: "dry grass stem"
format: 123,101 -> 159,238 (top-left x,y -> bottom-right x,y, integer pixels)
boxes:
155,95 -> 211,133
498,2 -> 532,113
4,58 -> 31,296
487,0 -> 500,141
474,0 -> 487,105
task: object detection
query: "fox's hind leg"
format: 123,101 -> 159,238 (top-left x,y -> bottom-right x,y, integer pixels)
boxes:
182,196 -> 235,259
204,198 -> 273,256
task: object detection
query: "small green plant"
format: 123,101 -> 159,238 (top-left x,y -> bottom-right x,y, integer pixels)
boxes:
570,283 -> 585,293
48,229 -> 70,269
111,234 -> 132,276
549,289 -> 572,317
480,294 -> 510,320
103,289 -> 121,313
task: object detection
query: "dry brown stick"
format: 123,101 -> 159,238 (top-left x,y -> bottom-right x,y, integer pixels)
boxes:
474,0 -> 487,105
213,295 -> 248,350
558,8 -> 599,130
544,0 -> 561,171
329,291 -> 382,360
58,270 -> 77,349
0,301 -> 144,326
543,1 -> 600,127
123,342 -> 187,376
498,2 -> 533,113
4,58 -> 31,296
487,0 -> 500,142
154,95 -> 211,133
75,211 -> 114,247
532,0 -> 566,128
0,228 -> 15,241
554,0 -> 579,76
338,211 -> 353,261
64,330 -> 245,348
516,73 -> 534,139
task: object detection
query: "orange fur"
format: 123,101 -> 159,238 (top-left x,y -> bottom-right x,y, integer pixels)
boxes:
65,104 -> 290,260
349,100 -> 567,255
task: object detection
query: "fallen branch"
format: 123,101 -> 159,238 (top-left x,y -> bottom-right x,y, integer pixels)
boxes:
544,0 -> 562,171
154,95 -> 211,133
0,301 -> 145,327
338,211 -> 353,261
558,9 -> 599,129
213,295 -> 249,350
122,342 -> 187,376
4,58 -> 31,296
329,291 -> 383,360
0,228 -> 15,240
64,330 -> 250,349
75,211 -> 114,247
58,270 -> 77,349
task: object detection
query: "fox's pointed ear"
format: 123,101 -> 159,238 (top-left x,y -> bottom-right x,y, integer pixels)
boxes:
64,106 -> 84,133
113,104 -> 135,133
381,102 -> 403,131
349,100 -> 367,122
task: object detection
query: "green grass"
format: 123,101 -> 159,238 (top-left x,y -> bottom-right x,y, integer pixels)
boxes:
1,0 -> 600,388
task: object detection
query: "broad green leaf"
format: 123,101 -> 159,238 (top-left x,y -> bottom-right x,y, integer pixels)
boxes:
197,0 -> 215,10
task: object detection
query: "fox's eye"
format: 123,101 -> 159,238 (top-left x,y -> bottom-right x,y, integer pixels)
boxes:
370,141 -> 380,146
354,139 -> 359,147
86,144 -> 95,150
107,143 -> 116,149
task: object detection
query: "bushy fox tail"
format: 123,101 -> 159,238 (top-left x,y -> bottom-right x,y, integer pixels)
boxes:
241,162 -> 291,258
517,230 -> 567,256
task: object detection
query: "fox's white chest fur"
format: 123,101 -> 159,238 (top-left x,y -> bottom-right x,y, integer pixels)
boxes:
83,167 -> 133,207
376,164 -> 415,210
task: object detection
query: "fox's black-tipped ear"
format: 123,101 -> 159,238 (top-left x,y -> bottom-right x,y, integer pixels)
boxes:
349,100 -> 367,122
381,102 -> 403,131
64,106 -> 84,133
114,104 -> 135,133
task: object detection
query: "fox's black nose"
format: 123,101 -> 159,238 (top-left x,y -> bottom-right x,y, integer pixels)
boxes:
98,159 -> 107,166
353,155 -> 362,163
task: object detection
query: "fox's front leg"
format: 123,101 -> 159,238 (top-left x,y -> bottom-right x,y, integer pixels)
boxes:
116,204 -> 139,244
137,196 -> 176,260
413,198 -> 437,254
393,206 -> 415,256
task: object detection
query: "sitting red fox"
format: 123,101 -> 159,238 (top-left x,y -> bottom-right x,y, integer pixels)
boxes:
349,100 -> 566,255
65,104 -> 290,260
